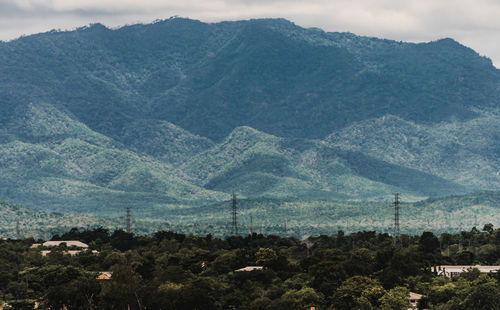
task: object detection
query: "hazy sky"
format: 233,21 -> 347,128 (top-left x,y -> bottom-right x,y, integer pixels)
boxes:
1,0 -> 499,67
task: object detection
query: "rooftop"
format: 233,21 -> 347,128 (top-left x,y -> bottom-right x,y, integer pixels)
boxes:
436,265 -> 500,272
41,241 -> 89,248
235,266 -> 264,272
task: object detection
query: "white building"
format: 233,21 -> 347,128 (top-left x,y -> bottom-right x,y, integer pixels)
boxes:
235,266 -> 264,272
32,240 -> 96,256
435,265 -> 500,278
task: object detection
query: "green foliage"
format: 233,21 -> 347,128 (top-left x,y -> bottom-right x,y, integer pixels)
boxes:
333,276 -> 386,309
1,227 -> 500,308
0,18 -> 499,219
1,190 -> 499,239
325,113 -> 500,191
255,248 -> 278,267
379,287 -> 410,310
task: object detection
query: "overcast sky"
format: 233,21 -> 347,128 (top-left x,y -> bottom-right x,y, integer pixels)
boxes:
1,0 -> 499,67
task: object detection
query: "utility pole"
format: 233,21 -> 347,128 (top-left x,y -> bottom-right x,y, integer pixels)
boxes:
393,193 -> 401,247
126,207 -> 131,233
231,193 -> 238,235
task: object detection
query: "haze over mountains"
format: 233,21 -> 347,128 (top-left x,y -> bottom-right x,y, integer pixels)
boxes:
0,17 -> 498,229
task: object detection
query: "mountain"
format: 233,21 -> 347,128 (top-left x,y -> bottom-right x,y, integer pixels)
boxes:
178,126 -> 464,200
1,18 -> 498,141
0,102 -> 224,215
325,112 -> 500,190
0,17 -> 498,218
0,118 -> 465,216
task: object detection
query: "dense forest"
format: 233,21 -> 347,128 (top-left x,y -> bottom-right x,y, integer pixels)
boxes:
2,226 -> 500,309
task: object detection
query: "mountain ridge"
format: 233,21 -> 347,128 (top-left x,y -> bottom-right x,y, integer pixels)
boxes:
1,17 -> 498,140
0,17 -> 498,218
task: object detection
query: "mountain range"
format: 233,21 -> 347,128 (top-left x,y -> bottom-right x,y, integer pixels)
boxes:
0,17 -> 498,231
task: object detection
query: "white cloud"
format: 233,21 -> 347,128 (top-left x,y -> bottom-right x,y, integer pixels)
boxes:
0,0 -> 499,66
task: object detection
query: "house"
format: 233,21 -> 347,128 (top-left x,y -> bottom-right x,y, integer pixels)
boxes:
435,265 -> 500,278
235,266 -> 264,272
97,271 -> 112,280
33,240 -> 96,256
41,241 -> 89,249
409,292 -> 423,309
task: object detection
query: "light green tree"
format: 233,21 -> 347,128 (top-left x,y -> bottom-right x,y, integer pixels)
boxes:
379,286 -> 410,310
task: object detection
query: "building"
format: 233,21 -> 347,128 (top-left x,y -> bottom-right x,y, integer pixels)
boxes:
40,241 -> 89,248
32,240 -> 96,256
235,266 -> 264,272
409,292 -> 423,309
97,272 -> 112,280
435,265 -> 500,278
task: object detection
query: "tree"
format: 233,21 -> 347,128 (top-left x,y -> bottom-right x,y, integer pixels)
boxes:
461,277 -> 500,310
333,276 -> 385,310
256,248 -> 278,267
309,261 -> 346,297
277,287 -> 324,310
379,286 -> 410,310
250,296 -> 273,310
482,223 -> 494,234
418,232 -> 440,265
177,278 -> 221,310
99,264 -> 144,309
154,282 -> 183,310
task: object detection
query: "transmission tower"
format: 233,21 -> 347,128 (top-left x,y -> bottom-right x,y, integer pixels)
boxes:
16,220 -> 21,240
393,193 -> 401,246
231,193 -> 238,235
231,193 -> 238,236
126,207 -> 131,233
249,215 -> 253,240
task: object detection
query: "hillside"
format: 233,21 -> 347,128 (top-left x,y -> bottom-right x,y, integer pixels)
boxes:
0,18 -> 498,216
0,200 -> 109,239
179,126 -> 464,200
2,191 -> 498,239
0,118 -> 466,216
1,18 -> 498,141
325,111 -> 500,190
0,103 -> 225,215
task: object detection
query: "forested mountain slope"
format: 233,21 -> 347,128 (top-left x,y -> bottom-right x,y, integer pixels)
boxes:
0,18 -> 498,215
1,18 -> 498,141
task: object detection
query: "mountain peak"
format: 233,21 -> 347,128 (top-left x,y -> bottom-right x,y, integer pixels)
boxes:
225,126 -> 279,142
77,22 -> 108,32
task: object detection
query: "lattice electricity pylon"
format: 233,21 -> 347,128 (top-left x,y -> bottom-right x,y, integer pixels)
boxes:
16,220 -> 21,240
126,207 -> 131,233
231,193 -> 238,235
393,193 -> 401,247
